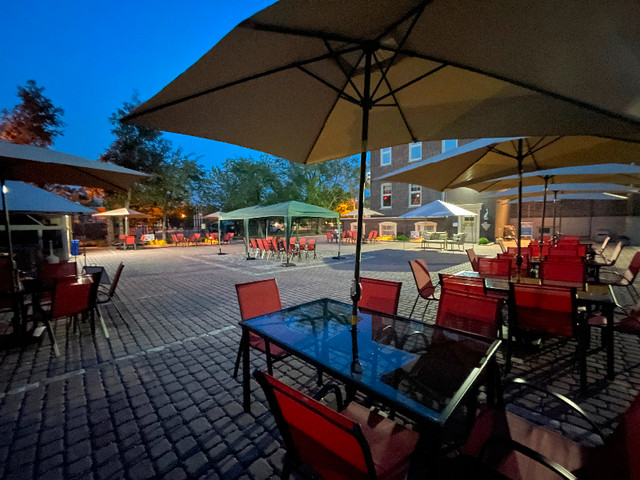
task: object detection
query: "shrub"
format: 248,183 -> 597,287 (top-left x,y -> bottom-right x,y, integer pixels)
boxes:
396,234 -> 409,241
478,237 -> 489,245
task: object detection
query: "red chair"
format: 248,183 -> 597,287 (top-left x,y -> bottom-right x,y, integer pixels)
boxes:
407,259 -> 438,319
466,248 -> 481,272
42,276 -> 93,356
38,261 -> 77,288
586,241 -> 623,281
595,251 -> 640,299
371,230 -> 378,243
249,238 -> 258,256
540,258 -> 585,286
233,279 -> 287,378
460,378 -> 640,480
439,273 -> 485,296
95,262 -> 127,326
511,283 -> 578,338
359,277 -> 402,316
304,238 -> 316,259
527,241 -> 550,258
326,231 -> 333,243
497,253 -> 529,276
478,257 -> 512,278
436,288 -> 502,339
255,371 -> 419,480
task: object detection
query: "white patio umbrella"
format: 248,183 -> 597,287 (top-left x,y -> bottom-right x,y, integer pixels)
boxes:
341,208 -> 384,218
203,211 -> 225,254
124,1 -> 640,371
92,207 -> 150,219
400,199 -> 476,218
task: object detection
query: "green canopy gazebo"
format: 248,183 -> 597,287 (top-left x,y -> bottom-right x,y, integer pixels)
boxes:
221,201 -> 340,266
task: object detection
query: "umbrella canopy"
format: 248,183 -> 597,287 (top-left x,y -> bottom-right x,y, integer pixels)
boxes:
125,3 -> 640,162
92,207 -> 150,219
400,200 -> 476,218
510,193 -> 628,203
124,1 -> 640,370
471,164 -> 640,192
487,183 -> 638,200
0,181 -> 94,214
377,137 -> 640,191
203,211 -> 223,219
0,139 -> 147,191
341,208 -> 384,218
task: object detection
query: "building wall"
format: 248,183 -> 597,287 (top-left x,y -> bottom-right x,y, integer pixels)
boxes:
369,139 -> 497,241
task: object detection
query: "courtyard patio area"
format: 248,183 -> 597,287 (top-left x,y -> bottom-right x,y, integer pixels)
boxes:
0,239 -> 638,479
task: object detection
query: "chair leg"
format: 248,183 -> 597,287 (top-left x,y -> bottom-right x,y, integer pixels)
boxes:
110,298 -> 128,325
44,319 -> 60,357
421,300 -> 431,321
95,306 -> 109,338
233,335 -> 248,379
265,341 -> 273,376
409,295 -> 420,318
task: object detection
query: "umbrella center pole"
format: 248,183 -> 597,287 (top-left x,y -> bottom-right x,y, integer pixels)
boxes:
516,145 -> 524,267
0,175 -> 18,290
350,48 -> 373,376
539,176 -> 550,245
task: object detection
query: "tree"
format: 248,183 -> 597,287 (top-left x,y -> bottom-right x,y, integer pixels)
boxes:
137,149 -> 206,240
0,80 -> 64,147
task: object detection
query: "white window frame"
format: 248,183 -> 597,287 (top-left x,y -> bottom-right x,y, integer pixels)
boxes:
379,222 -> 397,238
380,147 -> 392,166
409,142 -> 422,162
442,139 -> 458,152
381,183 -> 392,209
409,184 -> 422,208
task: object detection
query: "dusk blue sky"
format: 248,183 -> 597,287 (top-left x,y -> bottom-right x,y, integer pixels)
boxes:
1,1 -> 277,170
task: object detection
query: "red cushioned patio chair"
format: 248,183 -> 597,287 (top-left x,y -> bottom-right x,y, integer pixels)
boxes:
255,370 -> 419,480
359,277 -> 402,316
233,279 -> 288,378
408,259 -> 438,319
540,257 -> 585,286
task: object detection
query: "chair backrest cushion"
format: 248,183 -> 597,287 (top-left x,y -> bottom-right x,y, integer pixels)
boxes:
512,284 -> 576,337
236,279 -> 282,321
108,263 -> 125,298
52,278 -> 92,319
540,258 -> 585,285
409,259 -> 435,298
359,277 -> 402,316
436,289 -> 501,338
478,257 -> 511,278
255,371 -> 373,480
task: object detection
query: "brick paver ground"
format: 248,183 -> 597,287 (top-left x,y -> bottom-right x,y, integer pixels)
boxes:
0,238 -> 638,479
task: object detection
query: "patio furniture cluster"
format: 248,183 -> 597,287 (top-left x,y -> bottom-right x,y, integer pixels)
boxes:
247,236 -> 317,261
421,232 -> 467,251
235,237 -> 640,479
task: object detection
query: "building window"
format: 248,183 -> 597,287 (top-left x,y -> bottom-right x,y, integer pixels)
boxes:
379,222 -> 397,238
381,183 -> 392,208
409,184 -> 421,207
409,142 -> 422,162
442,139 -> 458,152
380,147 -> 392,166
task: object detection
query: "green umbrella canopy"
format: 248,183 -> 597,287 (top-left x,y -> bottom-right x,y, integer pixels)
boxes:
221,201 -> 338,220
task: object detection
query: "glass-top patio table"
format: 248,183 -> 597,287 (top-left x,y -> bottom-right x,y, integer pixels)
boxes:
240,298 -> 501,428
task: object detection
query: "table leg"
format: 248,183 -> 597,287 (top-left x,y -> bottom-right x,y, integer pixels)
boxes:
241,329 -> 251,413
605,304 -> 615,380
579,324 -> 588,394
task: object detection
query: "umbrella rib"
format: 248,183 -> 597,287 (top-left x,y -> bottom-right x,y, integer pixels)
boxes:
296,66 -> 361,106
372,64 -> 448,104
323,39 -> 363,102
123,46 -> 362,122
371,51 -> 417,142
371,1 -> 430,100
384,46 -> 640,129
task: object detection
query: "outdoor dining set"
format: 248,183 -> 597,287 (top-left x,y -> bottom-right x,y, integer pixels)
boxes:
232,235 -> 640,479
247,236 -> 317,261
0,258 -> 126,356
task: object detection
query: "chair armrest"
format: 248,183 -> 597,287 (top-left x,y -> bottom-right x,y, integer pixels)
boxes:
313,383 -> 344,411
505,378 -> 604,440
479,436 -> 578,480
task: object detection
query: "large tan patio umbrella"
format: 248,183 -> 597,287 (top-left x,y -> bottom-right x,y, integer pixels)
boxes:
93,208 -> 151,243
379,137 -> 640,261
203,211 -> 225,254
124,1 -> 640,371
488,181 -> 639,238
0,139 -> 147,285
